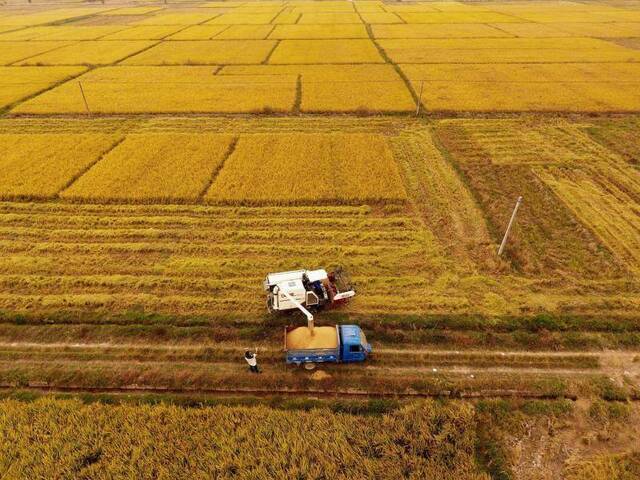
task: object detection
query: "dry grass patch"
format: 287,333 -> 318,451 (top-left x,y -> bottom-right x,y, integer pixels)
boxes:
0,133 -> 121,200
270,24 -> 368,39
269,39 -> 383,63
122,40 -> 276,65
62,134 -> 235,203
205,133 -> 407,204
14,66 -> 297,114
19,41 -> 157,66
0,66 -> 86,110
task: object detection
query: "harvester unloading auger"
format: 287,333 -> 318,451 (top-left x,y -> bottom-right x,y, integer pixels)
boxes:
264,268 -> 371,368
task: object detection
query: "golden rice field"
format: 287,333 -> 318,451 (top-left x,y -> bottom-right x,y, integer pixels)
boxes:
1,0 -> 640,113
0,115 -> 638,322
1,2 -> 640,476
0,398 -> 487,480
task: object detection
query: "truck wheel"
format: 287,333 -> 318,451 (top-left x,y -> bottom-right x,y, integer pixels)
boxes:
303,362 -> 316,371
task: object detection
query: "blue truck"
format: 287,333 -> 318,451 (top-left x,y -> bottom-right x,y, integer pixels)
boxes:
284,324 -> 372,368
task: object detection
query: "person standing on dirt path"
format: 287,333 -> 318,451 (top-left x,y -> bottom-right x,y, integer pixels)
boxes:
244,348 -> 260,373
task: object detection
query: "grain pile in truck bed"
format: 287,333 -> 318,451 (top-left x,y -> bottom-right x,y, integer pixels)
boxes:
286,326 -> 338,350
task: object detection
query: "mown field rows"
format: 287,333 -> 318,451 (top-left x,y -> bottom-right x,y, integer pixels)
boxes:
432,118 -> 639,278
2,0 -> 640,113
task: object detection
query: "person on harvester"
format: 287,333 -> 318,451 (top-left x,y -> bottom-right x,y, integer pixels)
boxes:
244,348 -> 260,373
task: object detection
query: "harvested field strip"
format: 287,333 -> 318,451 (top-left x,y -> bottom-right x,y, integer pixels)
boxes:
0,215 -> 414,231
535,166 -> 640,273
389,129 -> 495,268
438,118 -> 619,165
585,118 -> 640,167
433,120 -> 624,277
0,200 -> 377,216
0,200 -> 441,317
0,114 -> 408,136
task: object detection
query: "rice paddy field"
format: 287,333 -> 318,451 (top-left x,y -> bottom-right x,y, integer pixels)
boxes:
1,0 -> 640,478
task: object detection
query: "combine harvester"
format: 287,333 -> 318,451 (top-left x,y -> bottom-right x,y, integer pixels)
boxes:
264,268 -> 372,369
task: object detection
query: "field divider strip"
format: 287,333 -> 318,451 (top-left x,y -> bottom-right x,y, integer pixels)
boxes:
428,125 -> 501,252
209,25 -> 233,39
113,39 -> 163,65
361,19 -> 422,112
293,74 -> 302,113
198,136 -> 239,201
56,136 -> 126,198
262,39 -> 281,64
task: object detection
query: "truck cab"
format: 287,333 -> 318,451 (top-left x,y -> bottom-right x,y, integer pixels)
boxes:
339,325 -> 372,363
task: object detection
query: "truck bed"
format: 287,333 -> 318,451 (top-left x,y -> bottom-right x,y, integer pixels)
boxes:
284,325 -> 340,364
286,326 -> 338,350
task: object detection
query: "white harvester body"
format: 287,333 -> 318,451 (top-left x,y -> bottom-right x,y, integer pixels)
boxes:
264,268 -> 355,319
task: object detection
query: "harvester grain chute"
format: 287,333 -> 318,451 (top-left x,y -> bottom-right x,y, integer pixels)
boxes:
264,268 -> 371,368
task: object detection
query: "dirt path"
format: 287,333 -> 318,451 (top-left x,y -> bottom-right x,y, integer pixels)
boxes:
0,340 -> 637,399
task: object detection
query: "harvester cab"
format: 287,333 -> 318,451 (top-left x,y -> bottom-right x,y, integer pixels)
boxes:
264,267 -> 355,317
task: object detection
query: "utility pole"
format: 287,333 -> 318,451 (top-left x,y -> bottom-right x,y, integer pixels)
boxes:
78,81 -> 91,115
415,81 -> 424,116
498,196 -> 523,256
